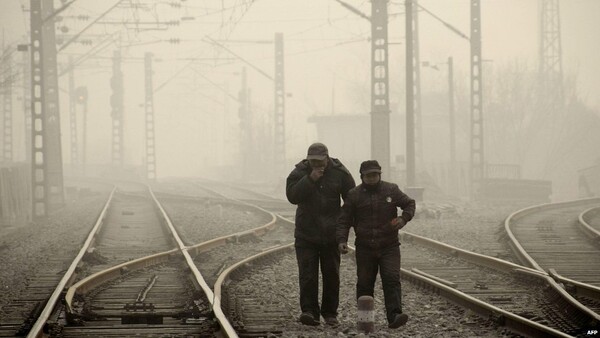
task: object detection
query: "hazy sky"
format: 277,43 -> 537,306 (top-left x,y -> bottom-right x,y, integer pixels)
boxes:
1,0 -> 599,178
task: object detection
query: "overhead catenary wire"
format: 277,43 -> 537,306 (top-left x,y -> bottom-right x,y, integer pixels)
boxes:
204,35 -> 273,82
58,0 -> 125,52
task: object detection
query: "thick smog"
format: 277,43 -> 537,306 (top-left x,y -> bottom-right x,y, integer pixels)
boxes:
0,1 -> 599,337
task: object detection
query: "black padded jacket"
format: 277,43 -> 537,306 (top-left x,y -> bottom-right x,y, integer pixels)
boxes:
337,181 -> 416,249
286,158 -> 356,246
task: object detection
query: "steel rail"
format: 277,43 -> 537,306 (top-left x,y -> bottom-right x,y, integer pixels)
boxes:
400,268 -> 571,338
27,186 -> 117,338
153,182 -> 281,336
212,242 -> 295,329
549,269 -> 600,303
501,198 -> 600,327
578,206 -> 600,241
400,231 -> 545,276
61,182 -> 279,337
504,197 -> 600,271
147,185 -> 239,337
401,230 -> 600,329
60,184 -> 237,337
64,248 -> 179,310
214,229 -> 571,338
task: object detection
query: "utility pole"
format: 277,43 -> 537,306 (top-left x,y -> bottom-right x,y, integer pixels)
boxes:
539,0 -> 563,109
448,56 -> 457,194
20,45 -> 31,163
273,32 -> 285,177
74,85 -> 87,176
144,52 -> 156,181
411,0 -> 423,170
31,0 -> 65,218
470,0 -> 484,199
110,50 -> 124,169
371,0 -> 391,180
68,56 -> 78,170
2,50 -> 13,162
238,67 -> 251,179
406,0 -> 415,187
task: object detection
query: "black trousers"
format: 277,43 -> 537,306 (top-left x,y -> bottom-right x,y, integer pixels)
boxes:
356,244 -> 402,323
295,241 -> 341,319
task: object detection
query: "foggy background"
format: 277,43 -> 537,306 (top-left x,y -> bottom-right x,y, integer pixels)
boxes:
1,0 -> 599,200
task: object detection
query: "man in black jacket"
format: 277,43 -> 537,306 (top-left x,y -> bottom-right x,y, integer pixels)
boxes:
286,142 -> 355,326
337,160 -> 416,328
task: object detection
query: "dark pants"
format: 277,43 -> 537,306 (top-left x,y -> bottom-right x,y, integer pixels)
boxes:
295,241 -> 341,319
356,244 -> 402,323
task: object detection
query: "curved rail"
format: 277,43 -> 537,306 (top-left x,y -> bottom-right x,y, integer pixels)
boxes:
400,268 -> 570,337
503,197 -> 600,271
27,186 -> 117,338
61,182 -> 281,337
578,206 -> 600,241
214,230 -> 571,337
213,242 -> 295,322
400,231 -> 545,276
58,184 -> 239,337
401,231 -> 600,329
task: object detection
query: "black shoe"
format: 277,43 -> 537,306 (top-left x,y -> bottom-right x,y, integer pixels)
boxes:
324,316 -> 339,326
299,312 -> 320,326
388,313 -> 409,328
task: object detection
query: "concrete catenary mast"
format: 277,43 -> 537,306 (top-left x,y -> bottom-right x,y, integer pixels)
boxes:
406,0 -> 416,188
371,0 -> 391,179
1,50 -> 13,163
68,56 -> 78,170
273,33 -> 285,177
111,50 -> 124,169
470,0 -> 484,198
144,52 -> 156,181
411,0 -> 423,171
30,0 -> 65,218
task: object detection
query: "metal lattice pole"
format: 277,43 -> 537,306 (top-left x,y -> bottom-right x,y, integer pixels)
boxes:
539,0 -> 563,109
144,53 -> 156,181
470,0 -> 484,198
30,0 -> 65,218
22,46 -> 31,163
273,33 -> 285,176
68,56 -> 78,169
111,50 -> 124,168
2,52 -> 12,162
412,0 -> 423,171
406,0 -> 416,187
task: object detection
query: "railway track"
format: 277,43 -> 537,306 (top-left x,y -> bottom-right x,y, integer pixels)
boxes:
0,181 -> 112,338
19,178 -> 594,336
504,198 -> 600,324
216,233 -> 573,336
181,180 -> 586,336
400,231 -> 593,336
24,182 -> 236,337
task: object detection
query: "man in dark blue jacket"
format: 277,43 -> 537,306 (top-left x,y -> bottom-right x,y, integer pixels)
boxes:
337,160 -> 416,328
286,142 -> 355,326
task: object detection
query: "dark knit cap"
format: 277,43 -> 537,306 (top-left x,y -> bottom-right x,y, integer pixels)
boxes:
360,160 -> 382,174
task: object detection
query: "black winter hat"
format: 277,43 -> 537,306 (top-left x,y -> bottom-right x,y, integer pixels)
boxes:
306,142 -> 328,161
360,160 -> 382,174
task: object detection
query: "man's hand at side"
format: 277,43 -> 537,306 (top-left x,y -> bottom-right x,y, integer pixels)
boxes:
390,217 -> 406,231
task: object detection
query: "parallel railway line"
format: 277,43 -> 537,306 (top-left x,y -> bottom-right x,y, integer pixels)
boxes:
3,178 -> 599,337
504,198 -> 600,322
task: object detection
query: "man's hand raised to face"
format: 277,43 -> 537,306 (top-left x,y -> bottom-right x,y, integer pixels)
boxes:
308,159 -> 327,182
